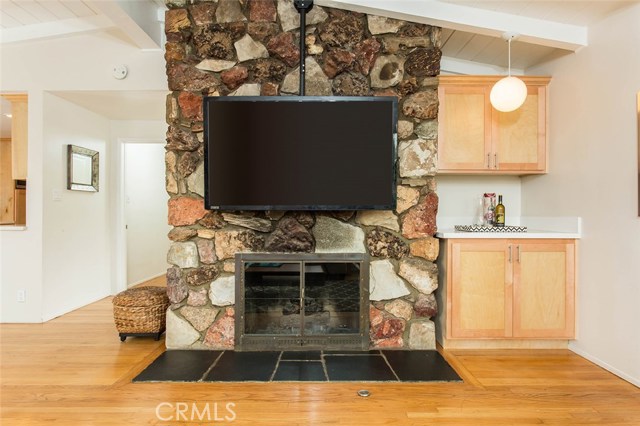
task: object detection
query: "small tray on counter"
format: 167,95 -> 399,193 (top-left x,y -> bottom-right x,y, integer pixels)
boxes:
455,225 -> 528,233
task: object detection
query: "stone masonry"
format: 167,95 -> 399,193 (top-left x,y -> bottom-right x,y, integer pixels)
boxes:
164,1 -> 441,350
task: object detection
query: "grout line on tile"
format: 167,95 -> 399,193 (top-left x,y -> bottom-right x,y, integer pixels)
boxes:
198,351 -> 225,382
380,352 -> 401,382
320,351 -> 330,381
268,351 -> 284,382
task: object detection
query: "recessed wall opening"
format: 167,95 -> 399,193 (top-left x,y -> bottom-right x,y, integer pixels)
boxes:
0,93 -> 28,227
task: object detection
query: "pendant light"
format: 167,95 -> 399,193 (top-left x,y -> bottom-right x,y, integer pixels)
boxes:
490,32 -> 527,112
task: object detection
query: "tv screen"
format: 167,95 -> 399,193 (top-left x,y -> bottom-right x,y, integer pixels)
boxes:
204,96 -> 397,211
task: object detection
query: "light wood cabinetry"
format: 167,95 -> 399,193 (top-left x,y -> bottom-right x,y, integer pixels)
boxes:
438,76 -> 549,174
450,241 -> 512,338
14,189 -> 26,225
1,94 -> 28,180
0,138 -> 14,224
513,241 -> 575,338
438,238 -> 576,348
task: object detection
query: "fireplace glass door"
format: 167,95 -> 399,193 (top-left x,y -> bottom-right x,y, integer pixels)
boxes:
303,262 -> 361,335
244,262 -> 302,335
236,254 -> 369,351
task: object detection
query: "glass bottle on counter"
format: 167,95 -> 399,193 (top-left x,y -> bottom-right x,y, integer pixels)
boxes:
494,195 -> 505,227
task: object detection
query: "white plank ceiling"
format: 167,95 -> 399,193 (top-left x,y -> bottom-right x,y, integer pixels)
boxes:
0,1 -> 98,28
439,0 -> 636,72
440,1 -> 634,26
0,0 -> 165,48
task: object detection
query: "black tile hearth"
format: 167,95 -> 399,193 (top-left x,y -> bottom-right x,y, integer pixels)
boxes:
281,351 -> 322,361
324,355 -> 397,382
382,350 -> 463,382
203,351 -> 280,382
132,350 -> 222,382
273,361 -> 327,381
133,350 -> 462,383
323,350 -> 382,355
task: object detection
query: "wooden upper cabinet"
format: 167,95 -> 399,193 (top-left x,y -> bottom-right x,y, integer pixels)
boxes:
438,85 -> 492,171
438,76 -> 549,175
1,94 -> 28,180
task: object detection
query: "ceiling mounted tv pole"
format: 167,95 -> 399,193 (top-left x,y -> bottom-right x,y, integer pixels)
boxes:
294,0 -> 313,96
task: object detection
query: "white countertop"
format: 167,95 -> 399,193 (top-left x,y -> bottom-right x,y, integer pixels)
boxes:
0,225 -> 27,231
436,229 -> 580,239
435,216 -> 582,239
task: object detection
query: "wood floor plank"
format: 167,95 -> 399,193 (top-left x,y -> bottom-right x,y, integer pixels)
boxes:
1,289 -> 639,425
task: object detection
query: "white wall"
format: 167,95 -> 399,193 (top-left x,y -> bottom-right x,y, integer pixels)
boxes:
0,92 -> 45,322
523,5 -> 640,386
0,33 -> 166,322
41,93 -> 112,321
436,175 -> 522,226
124,142 -> 170,286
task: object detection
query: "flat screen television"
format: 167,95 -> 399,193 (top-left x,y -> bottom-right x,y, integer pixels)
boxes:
203,96 -> 397,211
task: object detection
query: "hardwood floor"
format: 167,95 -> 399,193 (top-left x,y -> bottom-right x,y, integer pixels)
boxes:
1,295 -> 638,425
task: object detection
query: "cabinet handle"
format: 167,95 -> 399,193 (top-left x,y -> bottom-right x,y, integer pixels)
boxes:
487,153 -> 490,169
508,245 -> 512,263
494,153 -> 498,169
517,245 -> 521,263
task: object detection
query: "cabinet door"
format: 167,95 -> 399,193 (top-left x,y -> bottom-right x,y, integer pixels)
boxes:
1,95 -> 28,180
0,139 -> 14,224
438,86 -> 492,171
512,240 -> 575,338
14,189 -> 26,225
450,241 -> 513,338
492,85 -> 546,172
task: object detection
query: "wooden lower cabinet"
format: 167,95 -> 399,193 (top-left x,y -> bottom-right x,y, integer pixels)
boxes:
450,240 -> 512,338
513,241 -> 575,338
438,238 -> 576,347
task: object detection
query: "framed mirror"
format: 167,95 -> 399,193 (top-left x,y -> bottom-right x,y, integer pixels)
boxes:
67,145 -> 99,192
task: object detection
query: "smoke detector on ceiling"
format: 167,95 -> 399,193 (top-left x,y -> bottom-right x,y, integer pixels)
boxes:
112,65 -> 128,80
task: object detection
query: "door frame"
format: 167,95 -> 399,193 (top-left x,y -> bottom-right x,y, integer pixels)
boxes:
112,137 -> 165,294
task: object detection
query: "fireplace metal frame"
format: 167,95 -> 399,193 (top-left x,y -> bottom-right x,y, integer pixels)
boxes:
235,253 -> 370,351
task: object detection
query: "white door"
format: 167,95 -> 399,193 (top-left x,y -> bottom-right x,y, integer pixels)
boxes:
124,143 -> 171,287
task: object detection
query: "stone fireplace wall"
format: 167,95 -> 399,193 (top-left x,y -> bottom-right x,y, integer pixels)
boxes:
164,0 -> 441,350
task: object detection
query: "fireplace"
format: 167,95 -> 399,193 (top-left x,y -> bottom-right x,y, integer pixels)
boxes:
235,253 -> 369,351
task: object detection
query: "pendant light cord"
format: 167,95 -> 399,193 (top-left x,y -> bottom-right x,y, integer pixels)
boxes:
508,38 -> 512,77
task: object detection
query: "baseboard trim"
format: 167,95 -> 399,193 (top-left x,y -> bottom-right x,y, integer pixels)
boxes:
127,272 -> 166,288
569,344 -> 640,388
439,338 -> 569,350
43,291 -> 111,323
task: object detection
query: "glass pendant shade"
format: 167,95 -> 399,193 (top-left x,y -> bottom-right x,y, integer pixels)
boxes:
490,33 -> 527,112
490,76 -> 527,112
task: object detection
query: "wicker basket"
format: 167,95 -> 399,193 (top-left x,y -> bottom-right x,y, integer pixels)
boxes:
112,286 -> 170,341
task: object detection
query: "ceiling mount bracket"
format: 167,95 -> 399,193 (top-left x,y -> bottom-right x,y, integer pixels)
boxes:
501,31 -> 520,42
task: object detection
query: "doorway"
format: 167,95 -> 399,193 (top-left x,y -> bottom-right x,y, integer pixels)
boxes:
123,142 -> 170,287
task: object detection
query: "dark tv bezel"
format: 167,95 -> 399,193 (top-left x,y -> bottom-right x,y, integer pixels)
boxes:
203,96 -> 398,211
